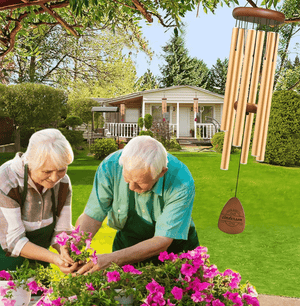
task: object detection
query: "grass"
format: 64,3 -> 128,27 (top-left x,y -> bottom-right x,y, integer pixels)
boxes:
1,150 -> 300,297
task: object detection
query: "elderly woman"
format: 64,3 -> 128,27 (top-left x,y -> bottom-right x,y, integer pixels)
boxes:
0,129 -> 75,273
74,135 -> 199,274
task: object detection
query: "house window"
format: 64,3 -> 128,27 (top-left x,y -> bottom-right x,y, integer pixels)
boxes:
196,106 -> 213,123
152,105 -> 170,122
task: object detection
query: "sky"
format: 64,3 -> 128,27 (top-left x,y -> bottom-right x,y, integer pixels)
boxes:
133,4 -> 299,78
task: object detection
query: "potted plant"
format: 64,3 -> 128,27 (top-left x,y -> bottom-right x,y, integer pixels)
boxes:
0,260 -> 36,306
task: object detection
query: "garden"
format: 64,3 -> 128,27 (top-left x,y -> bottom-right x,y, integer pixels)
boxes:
1,147 -> 299,305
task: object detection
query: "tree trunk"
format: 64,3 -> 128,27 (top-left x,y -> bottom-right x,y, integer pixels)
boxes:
29,55 -> 36,82
14,126 -> 21,152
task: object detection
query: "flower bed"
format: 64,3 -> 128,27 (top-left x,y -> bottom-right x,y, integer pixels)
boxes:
1,228 -> 260,305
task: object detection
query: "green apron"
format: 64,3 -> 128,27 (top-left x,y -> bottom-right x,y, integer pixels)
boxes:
112,188 -> 199,266
0,164 -> 56,270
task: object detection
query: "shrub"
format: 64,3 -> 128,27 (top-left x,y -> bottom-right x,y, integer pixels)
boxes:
64,115 -> 83,129
59,128 -> 84,149
138,114 -> 153,136
211,132 -> 238,154
139,130 -> 154,137
264,90 -> 300,166
144,113 -> 153,130
90,138 -> 118,160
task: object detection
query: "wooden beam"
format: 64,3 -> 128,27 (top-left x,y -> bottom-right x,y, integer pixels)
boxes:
39,3 -> 79,37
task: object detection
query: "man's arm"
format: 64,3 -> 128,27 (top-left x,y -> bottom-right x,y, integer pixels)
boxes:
75,213 -> 103,238
75,236 -> 173,274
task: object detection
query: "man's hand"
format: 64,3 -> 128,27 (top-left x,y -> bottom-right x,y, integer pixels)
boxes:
59,245 -> 75,266
73,253 -> 113,275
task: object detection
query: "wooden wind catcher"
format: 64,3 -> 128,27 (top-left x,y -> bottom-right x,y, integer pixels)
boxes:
221,7 -> 285,171
218,7 -> 285,235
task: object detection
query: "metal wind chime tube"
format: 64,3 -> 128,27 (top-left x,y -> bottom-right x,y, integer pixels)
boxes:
220,7 -> 285,171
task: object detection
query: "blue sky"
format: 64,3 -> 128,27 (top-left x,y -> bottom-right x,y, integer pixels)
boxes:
133,5 -> 299,78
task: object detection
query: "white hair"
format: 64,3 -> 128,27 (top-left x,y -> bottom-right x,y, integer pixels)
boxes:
23,129 -> 74,171
119,136 -> 168,178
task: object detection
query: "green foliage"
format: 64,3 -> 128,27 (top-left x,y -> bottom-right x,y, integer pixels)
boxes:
90,138 -> 118,160
59,128 -> 84,149
64,115 -> 83,129
144,113 -> 153,130
2,83 -> 67,129
211,132 -> 238,153
138,114 -> 153,135
139,130 -> 154,137
134,69 -> 160,91
137,117 -> 144,129
160,31 -> 209,88
206,58 -> 228,95
264,90 -> 300,166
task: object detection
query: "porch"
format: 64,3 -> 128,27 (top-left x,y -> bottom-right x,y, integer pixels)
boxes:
101,122 -> 218,142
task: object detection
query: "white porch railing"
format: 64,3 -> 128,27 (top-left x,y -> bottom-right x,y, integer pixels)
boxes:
196,123 -> 217,140
104,123 -> 140,138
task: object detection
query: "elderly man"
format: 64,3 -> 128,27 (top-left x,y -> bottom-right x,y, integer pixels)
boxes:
75,136 -> 199,274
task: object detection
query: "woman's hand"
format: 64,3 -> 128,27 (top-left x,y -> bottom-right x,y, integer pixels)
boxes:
53,254 -> 79,274
59,245 -> 74,266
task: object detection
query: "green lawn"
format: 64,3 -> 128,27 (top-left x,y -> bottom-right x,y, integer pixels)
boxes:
1,150 -> 299,298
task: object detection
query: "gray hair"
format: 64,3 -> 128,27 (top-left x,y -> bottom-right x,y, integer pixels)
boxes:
23,129 -> 74,171
119,136 -> 168,178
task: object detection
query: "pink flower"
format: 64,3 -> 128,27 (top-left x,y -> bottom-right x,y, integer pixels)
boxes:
171,286 -> 183,300
55,232 -> 70,246
27,280 -> 40,294
106,271 -> 121,283
7,281 -> 16,289
1,298 -> 16,306
247,286 -> 258,297
85,239 -> 92,250
168,252 -> 178,262
187,278 -> 210,292
0,271 -> 12,281
195,118 -> 197,121
72,225 -> 80,234
146,279 -> 165,295
163,118 -> 166,122
223,291 -> 242,304
0,286 -> 8,296
90,251 -> 98,265
180,263 -> 197,277
212,299 -> 225,306
86,283 -> 95,291
191,291 -> 205,303
122,265 -> 142,275
51,297 -> 64,306
68,295 -> 78,301
70,242 -> 81,255
167,299 -> 176,306
36,296 -> 52,306
158,251 -> 169,262
242,294 -> 260,306
152,291 -> 166,305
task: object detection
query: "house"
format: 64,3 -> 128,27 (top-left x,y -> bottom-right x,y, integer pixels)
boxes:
90,85 -> 224,143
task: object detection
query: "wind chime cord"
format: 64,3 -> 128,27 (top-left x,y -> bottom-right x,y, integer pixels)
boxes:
234,113 -> 249,198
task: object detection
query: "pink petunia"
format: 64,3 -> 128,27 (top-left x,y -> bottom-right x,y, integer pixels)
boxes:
55,232 -> 70,246
72,225 -> 80,234
7,281 -> 16,289
27,280 -> 42,294
106,271 -> 121,283
122,265 -> 142,275
145,279 -> 165,295
158,251 -> 169,262
247,286 -> 258,297
86,283 -> 95,291
85,239 -> 92,250
191,291 -> 205,303
167,253 -> 178,262
167,299 -> 176,306
36,296 -> 52,306
152,291 -> 166,305
90,251 -> 98,265
70,233 -> 82,243
51,297 -> 65,306
180,263 -> 197,277
171,286 -> 183,300
68,295 -> 78,301
0,271 -> 12,281
0,286 -> 8,296
70,242 -> 81,255
1,298 -> 16,306
242,294 -> 260,306
212,299 -> 226,306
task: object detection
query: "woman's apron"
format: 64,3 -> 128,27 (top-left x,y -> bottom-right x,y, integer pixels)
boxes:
0,164 -> 56,270
113,189 -> 199,266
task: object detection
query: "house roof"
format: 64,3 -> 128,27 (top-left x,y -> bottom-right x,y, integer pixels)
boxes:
96,85 -> 224,106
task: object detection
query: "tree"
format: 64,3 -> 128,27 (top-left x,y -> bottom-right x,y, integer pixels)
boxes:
206,58 -> 229,95
159,32 -> 209,88
2,83 -> 68,151
135,69 -> 160,91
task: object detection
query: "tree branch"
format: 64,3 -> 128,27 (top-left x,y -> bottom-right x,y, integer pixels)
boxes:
246,0 -> 257,7
288,78 -> 300,90
132,0 -> 153,23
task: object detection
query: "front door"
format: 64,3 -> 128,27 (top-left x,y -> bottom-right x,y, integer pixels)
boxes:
179,107 -> 190,137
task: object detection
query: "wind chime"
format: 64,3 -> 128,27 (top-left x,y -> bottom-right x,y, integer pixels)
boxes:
218,7 -> 285,234
162,97 -> 167,120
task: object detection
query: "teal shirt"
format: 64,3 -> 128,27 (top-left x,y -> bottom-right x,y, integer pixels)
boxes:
85,150 -> 196,240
